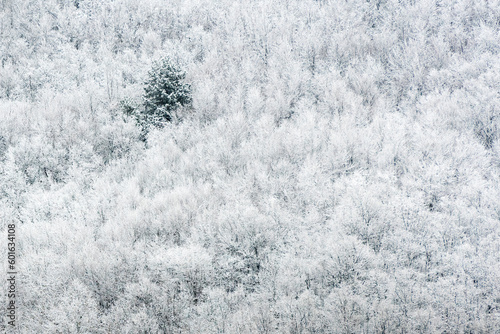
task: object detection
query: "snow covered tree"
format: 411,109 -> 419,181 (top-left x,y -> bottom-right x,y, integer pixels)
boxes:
141,57 -> 192,126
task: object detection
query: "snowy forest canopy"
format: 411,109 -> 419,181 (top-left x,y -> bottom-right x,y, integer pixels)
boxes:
1,0 -> 500,332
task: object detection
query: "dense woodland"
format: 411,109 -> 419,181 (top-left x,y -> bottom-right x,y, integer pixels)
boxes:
1,0 -> 500,332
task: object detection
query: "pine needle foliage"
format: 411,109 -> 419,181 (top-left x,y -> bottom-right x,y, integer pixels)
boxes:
142,58 -> 192,125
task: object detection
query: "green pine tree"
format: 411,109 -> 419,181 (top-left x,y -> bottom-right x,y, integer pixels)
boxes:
142,58 -> 192,125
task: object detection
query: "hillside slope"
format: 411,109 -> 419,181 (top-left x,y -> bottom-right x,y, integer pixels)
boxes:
1,0 -> 500,332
